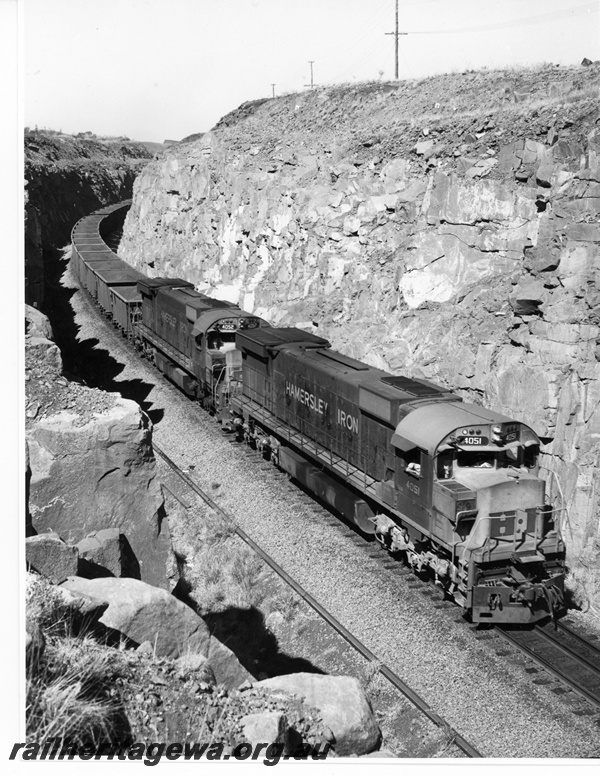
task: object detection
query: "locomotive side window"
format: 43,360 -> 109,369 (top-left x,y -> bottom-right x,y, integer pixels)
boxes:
403,448 -> 422,477
498,446 -> 521,468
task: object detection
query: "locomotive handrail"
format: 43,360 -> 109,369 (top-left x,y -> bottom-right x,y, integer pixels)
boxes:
539,465 -> 571,539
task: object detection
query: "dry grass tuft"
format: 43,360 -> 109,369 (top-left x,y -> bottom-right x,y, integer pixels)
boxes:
27,634 -> 128,748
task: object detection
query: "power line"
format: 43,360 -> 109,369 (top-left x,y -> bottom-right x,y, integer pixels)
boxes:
319,1 -> 392,84
316,0 -> 390,71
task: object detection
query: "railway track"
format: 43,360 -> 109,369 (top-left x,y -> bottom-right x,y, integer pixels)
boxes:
495,620 -> 600,712
152,441 -> 483,758
302,484 -> 600,719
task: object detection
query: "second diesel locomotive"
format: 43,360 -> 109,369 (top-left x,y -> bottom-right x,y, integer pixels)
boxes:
71,203 -> 566,625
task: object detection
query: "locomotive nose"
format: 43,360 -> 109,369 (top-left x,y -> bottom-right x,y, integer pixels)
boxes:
458,475 -> 546,550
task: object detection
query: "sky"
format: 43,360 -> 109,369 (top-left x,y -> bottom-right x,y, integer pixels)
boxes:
23,0 -> 600,143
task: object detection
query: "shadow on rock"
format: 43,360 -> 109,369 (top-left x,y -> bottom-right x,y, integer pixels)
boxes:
40,247 -> 163,425
203,606 -> 326,681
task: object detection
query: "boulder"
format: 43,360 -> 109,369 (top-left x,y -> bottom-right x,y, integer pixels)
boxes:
26,532 -> 79,584
76,528 -> 123,577
61,576 -> 251,688
27,399 -> 174,590
25,305 -> 53,339
253,673 -> 380,757
240,712 -> 289,750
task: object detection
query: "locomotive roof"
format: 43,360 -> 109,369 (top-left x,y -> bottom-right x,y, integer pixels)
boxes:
191,307 -> 260,336
392,401 -> 539,456
236,327 -> 331,357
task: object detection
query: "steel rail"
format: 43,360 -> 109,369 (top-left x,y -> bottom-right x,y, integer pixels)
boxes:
556,621 -> 600,665
495,626 -> 600,710
538,622 -> 600,676
153,441 -> 482,758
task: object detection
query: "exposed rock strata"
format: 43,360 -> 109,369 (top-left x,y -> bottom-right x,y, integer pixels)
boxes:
25,306 -> 174,589
119,66 -> 600,611
27,400 -> 172,589
24,132 -> 153,305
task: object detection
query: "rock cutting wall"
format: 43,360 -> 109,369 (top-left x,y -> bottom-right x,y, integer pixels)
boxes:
24,133 -> 152,305
25,305 -> 174,589
119,65 -> 600,613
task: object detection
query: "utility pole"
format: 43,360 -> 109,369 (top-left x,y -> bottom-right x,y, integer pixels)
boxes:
385,0 -> 408,80
271,83 -> 276,98
305,61 -> 315,89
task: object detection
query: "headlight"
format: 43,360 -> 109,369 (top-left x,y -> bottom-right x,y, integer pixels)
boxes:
491,424 -> 503,444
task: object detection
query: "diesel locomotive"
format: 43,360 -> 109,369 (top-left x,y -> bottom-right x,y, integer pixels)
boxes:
71,202 -> 566,625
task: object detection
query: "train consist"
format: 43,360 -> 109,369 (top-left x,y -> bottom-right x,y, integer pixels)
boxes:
72,202 -> 566,625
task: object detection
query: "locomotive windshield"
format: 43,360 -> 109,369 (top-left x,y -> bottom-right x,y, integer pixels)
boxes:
437,445 -> 538,478
206,330 -> 237,350
454,446 -> 538,471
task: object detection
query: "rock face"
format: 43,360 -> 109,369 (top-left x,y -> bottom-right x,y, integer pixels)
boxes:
254,673 -> 380,756
24,131 -> 153,306
27,399 -> 171,589
61,576 -> 252,688
25,306 -> 174,590
119,65 -> 600,609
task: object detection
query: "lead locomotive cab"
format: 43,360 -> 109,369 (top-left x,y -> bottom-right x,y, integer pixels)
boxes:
378,402 -> 565,624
